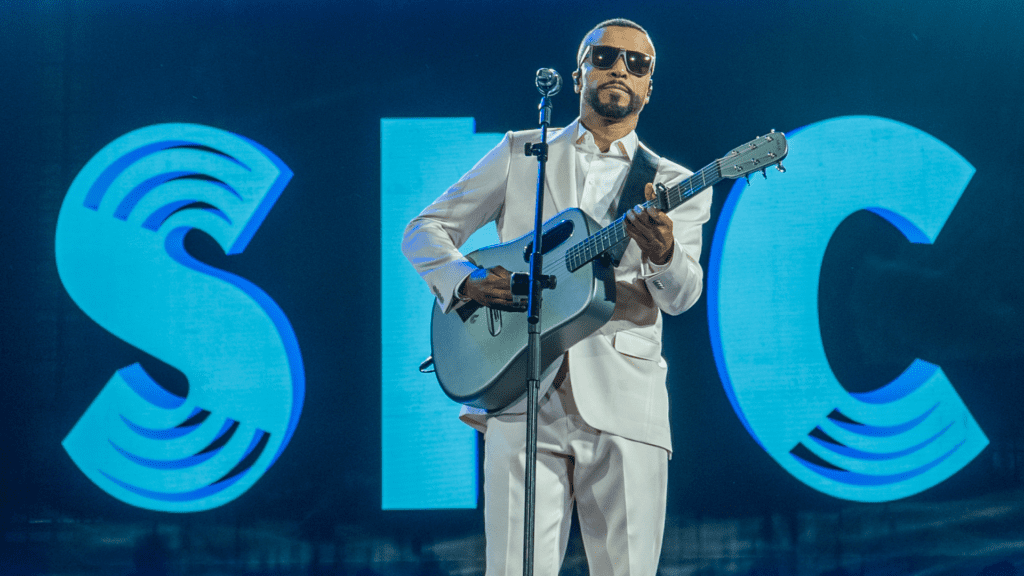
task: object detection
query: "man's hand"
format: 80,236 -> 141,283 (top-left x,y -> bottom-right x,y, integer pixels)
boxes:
624,182 -> 675,265
460,265 -> 526,312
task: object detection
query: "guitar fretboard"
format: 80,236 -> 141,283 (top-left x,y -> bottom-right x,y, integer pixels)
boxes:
564,160 -> 722,272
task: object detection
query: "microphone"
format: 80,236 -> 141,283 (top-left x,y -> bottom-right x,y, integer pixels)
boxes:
535,68 -> 562,96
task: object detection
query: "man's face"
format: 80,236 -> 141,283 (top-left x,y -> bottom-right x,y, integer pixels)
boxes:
575,26 -> 655,120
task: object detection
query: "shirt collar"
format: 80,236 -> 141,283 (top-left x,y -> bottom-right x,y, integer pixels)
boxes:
573,120 -> 637,161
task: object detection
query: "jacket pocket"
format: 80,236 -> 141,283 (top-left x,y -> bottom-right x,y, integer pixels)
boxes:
613,331 -> 662,361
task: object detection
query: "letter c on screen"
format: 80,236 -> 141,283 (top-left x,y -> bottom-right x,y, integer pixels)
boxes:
708,116 -> 987,502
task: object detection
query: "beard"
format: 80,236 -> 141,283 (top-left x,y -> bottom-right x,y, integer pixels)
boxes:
585,83 -> 645,119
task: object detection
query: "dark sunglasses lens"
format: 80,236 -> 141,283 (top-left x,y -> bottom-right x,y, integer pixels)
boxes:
626,52 -> 652,75
590,46 -> 618,68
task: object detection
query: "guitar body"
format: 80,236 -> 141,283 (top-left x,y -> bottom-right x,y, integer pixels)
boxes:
431,208 -> 617,412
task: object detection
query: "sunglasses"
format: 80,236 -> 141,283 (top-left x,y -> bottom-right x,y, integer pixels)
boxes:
583,45 -> 654,77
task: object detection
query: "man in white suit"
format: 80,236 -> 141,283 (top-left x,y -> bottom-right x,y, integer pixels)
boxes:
402,18 -> 712,576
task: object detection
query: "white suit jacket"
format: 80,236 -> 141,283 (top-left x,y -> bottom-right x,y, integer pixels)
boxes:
402,118 -> 712,453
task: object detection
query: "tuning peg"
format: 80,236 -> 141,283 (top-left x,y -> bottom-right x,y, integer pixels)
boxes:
776,163 -> 787,173
761,168 -> 768,179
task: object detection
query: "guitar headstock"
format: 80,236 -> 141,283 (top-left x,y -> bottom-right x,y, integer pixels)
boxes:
718,130 -> 789,180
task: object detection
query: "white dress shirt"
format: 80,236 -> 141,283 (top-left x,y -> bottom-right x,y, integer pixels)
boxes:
574,123 -> 636,227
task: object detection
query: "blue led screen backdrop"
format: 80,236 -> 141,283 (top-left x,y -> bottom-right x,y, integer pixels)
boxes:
3,1 -> 1024,573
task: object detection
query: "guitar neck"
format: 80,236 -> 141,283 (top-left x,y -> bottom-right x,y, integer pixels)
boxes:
565,160 -> 722,272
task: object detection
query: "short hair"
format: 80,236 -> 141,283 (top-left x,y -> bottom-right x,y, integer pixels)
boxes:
576,18 -> 655,73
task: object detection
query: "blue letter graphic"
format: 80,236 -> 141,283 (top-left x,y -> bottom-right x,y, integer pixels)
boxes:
55,124 -> 304,512
709,116 -> 987,502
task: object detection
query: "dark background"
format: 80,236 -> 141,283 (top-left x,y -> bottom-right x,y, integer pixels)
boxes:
2,1 -> 1024,574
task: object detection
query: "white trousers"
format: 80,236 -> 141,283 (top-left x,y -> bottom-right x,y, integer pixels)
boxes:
483,376 -> 669,576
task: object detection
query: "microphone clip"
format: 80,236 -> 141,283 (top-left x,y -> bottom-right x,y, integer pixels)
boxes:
524,142 -> 548,160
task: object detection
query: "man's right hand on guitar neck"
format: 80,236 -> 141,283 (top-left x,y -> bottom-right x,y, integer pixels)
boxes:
459,265 -> 527,312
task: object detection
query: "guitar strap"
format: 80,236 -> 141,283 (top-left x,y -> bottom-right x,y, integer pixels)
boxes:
607,142 -> 660,267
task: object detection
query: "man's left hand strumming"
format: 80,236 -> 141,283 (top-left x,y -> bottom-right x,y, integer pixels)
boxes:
625,181 -> 675,265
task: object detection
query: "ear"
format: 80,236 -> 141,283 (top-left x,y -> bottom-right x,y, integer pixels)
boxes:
645,78 -> 653,102
572,69 -> 581,93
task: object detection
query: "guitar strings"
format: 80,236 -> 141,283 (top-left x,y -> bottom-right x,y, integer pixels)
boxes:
533,138 -> 779,276
550,139 -> 783,272
539,160 -> 724,275
494,138 -> 780,281
544,167 -> 713,274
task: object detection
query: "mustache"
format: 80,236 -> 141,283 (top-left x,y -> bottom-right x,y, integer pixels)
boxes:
599,81 -> 634,96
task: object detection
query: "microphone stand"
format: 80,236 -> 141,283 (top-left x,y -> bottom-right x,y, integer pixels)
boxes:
520,71 -> 560,576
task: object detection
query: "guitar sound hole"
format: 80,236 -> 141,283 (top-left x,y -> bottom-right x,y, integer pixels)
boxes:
523,219 -> 575,263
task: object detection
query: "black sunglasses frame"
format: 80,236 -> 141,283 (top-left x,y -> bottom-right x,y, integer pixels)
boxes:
582,45 -> 654,77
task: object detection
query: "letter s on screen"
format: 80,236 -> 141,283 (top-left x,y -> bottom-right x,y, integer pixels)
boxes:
55,124 -> 304,512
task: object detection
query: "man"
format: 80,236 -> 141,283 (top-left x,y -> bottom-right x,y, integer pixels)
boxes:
402,19 -> 712,576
